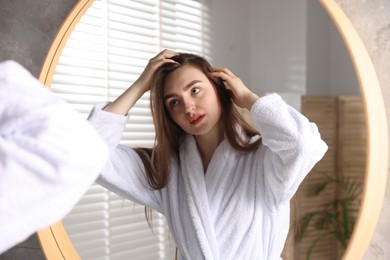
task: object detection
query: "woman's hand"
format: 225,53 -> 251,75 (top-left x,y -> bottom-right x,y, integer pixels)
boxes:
134,49 -> 179,93
210,67 -> 259,110
104,49 -> 178,115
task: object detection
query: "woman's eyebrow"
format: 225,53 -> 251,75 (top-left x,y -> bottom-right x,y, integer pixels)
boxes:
183,79 -> 202,92
164,80 -> 202,101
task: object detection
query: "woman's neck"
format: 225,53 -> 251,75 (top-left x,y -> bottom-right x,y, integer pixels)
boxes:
194,121 -> 224,172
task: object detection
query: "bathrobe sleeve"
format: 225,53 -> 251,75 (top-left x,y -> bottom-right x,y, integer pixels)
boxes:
0,60 -> 109,254
250,93 -> 328,212
87,104 -> 163,213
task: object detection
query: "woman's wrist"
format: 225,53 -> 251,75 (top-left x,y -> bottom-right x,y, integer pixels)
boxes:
244,92 -> 260,111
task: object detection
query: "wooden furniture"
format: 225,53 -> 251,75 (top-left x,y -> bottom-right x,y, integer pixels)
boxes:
282,96 -> 367,260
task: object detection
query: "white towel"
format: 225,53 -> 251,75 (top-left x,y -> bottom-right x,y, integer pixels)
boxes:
0,60 -> 108,254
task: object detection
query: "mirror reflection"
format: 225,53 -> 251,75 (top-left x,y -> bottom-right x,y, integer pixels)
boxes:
48,0 -> 365,259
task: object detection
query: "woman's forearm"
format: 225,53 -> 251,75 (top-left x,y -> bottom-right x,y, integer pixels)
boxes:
103,82 -> 147,115
104,50 -> 179,115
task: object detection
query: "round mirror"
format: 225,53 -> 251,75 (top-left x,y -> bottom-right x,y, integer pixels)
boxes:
37,0 -> 388,259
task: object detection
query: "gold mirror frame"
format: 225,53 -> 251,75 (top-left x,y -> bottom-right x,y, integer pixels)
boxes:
37,0 -> 388,259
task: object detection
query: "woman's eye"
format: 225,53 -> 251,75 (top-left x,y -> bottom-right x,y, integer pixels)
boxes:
191,87 -> 200,95
169,100 -> 179,108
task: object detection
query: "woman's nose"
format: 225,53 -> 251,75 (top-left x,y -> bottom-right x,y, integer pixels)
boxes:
184,99 -> 195,114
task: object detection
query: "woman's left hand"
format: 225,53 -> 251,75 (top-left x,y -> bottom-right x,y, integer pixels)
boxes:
210,67 -> 259,110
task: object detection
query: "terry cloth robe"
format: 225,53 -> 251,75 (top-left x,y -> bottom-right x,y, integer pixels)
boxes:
0,60 -> 108,254
88,93 -> 328,260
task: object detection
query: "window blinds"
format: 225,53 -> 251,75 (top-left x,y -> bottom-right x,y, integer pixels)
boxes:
50,0 -> 210,259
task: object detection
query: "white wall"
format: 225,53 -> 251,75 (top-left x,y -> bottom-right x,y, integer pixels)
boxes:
328,24 -> 360,96
306,0 -> 360,96
207,0 -> 251,86
249,0 -> 307,95
306,0 -> 331,95
209,0 -> 359,97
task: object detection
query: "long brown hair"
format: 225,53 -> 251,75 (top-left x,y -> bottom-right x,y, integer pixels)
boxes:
135,53 -> 261,190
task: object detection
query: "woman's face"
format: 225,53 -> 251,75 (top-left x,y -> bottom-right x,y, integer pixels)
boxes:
163,65 -> 223,138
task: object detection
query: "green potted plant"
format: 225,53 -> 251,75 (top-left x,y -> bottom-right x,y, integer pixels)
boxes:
295,172 -> 362,260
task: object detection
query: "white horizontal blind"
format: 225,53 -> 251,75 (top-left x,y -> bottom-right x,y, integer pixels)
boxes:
50,0 -> 210,259
160,0 -> 211,59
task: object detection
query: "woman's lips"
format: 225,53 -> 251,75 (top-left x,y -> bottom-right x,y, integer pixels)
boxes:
190,114 -> 205,125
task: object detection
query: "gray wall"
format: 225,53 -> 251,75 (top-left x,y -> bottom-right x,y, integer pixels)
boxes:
0,1 -> 77,258
0,0 -> 77,78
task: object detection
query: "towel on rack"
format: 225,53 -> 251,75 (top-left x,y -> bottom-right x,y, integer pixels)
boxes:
0,60 -> 108,254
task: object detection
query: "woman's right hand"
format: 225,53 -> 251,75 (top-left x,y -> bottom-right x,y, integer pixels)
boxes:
103,49 -> 178,115
134,49 -> 179,93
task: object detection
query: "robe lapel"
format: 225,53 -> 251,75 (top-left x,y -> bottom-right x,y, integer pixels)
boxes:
204,138 -> 232,199
180,135 -> 220,260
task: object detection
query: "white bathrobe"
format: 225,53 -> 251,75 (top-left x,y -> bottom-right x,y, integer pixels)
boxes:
88,93 -> 328,260
0,60 -> 108,254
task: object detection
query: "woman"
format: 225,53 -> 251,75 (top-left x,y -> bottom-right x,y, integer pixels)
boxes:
88,49 -> 328,259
